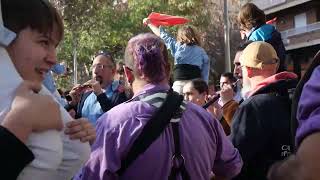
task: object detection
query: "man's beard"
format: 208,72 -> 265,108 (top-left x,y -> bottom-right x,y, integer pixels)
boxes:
241,78 -> 251,100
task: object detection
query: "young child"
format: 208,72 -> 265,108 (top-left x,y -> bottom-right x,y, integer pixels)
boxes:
238,3 -> 286,72
144,19 -> 210,94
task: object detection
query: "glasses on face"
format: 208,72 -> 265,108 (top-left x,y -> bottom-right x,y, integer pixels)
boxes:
91,64 -> 113,70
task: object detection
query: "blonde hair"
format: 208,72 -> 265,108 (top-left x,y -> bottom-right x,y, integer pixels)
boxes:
177,25 -> 201,46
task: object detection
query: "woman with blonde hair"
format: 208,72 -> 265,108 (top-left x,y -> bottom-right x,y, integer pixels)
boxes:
144,19 -> 210,94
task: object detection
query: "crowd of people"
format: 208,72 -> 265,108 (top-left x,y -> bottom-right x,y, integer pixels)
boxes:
1,0 -> 320,180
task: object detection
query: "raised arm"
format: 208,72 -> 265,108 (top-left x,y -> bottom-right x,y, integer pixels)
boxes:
144,18 -> 160,36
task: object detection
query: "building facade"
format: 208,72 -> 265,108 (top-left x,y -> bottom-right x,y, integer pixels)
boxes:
248,0 -> 320,78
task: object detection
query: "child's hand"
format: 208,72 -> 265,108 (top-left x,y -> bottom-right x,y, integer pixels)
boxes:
143,18 -> 150,25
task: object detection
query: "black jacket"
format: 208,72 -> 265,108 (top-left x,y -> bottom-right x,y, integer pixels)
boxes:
0,126 -> 34,180
231,79 -> 297,180
266,30 -> 286,73
75,90 -> 128,119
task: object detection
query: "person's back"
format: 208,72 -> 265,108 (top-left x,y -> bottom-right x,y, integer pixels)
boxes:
267,51 -> 320,180
77,33 -> 242,180
232,82 -> 294,179
144,21 -> 210,93
82,85 -> 241,179
230,42 -> 296,179
159,26 -> 210,83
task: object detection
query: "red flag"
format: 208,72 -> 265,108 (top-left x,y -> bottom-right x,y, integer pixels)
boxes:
145,12 -> 190,27
266,17 -> 277,24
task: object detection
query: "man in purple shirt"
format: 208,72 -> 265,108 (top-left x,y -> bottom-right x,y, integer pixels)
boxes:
77,33 -> 242,180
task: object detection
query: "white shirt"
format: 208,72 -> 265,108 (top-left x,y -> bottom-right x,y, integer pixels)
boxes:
0,48 -> 90,180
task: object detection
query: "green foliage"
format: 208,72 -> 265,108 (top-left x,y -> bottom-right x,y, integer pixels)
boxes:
52,0 -> 241,89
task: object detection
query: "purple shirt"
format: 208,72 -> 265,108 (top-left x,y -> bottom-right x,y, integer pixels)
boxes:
296,66 -> 320,146
77,83 -> 242,180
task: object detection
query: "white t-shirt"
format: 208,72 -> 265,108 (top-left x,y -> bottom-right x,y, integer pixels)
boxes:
0,48 -> 90,180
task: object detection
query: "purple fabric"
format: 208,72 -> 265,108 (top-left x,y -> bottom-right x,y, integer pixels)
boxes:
296,66 -> 320,146
76,83 -> 242,180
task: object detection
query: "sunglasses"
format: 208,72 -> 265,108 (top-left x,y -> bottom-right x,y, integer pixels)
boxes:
94,50 -> 112,58
94,50 -> 115,62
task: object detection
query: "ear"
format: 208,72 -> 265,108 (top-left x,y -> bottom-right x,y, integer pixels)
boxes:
124,66 -> 134,85
246,67 -> 254,78
111,68 -> 116,75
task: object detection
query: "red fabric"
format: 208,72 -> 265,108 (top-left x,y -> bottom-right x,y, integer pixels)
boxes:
266,17 -> 277,24
248,72 -> 298,97
146,12 -> 190,27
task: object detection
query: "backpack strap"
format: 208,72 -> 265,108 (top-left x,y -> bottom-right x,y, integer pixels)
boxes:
116,90 -> 185,176
168,122 -> 190,180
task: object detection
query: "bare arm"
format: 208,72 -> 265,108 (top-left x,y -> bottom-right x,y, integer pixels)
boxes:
2,81 -> 63,143
295,132 -> 320,179
143,18 -> 160,36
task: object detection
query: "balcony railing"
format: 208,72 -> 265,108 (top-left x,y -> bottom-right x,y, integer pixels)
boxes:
281,21 -> 320,40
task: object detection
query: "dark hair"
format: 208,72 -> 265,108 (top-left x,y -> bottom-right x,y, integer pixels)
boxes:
116,61 -> 124,74
125,33 -> 170,83
57,88 -> 64,96
94,50 -> 115,66
190,78 -> 208,95
238,3 -> 266,31
221,72 -> 237,83
236,40 -> 253,52
3,0 -> 64,44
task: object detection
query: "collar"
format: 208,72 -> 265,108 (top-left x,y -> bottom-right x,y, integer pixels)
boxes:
245,27 -> 255,39
248,71 -> 298,97
132,83 -> 170,99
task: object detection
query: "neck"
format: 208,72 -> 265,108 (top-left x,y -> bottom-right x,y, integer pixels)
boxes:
101,80 -> 112,89
249,75 -> 272,90
132,78 -> 168,95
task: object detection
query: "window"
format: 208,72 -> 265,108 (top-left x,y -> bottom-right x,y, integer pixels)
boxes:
294,13 -> 307,28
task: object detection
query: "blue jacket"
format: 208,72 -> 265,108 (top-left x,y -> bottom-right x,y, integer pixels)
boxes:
75,81 -> 128,125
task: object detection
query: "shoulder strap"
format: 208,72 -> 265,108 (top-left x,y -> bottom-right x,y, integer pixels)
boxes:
117,90 -> 184,175
168,122 -> 191,180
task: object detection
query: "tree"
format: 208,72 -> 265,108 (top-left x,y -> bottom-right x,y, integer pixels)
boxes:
51,0 -> 243,90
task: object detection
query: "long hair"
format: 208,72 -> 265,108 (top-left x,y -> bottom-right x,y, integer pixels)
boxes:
238,3 -> 266,31
177,25 -> 201,46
